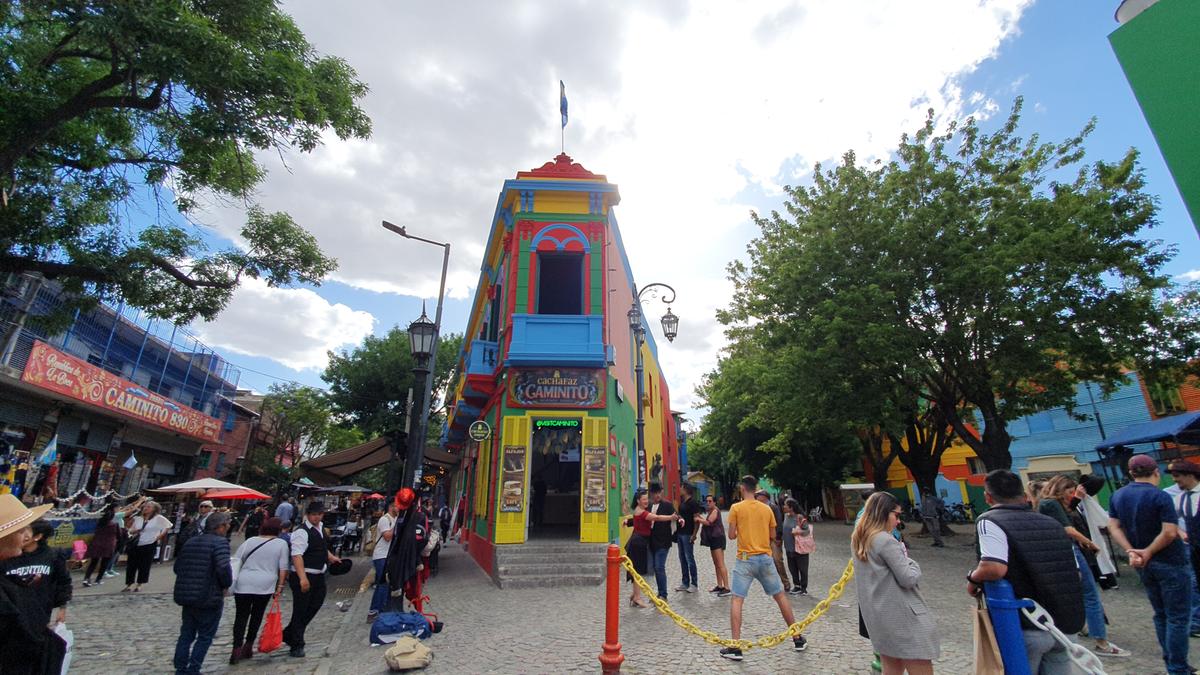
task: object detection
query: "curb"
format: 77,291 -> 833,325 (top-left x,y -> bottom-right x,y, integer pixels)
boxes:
315,578 -> 371,675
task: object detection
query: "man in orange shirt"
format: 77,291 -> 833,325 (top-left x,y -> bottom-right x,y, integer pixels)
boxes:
722,475 -> 807,661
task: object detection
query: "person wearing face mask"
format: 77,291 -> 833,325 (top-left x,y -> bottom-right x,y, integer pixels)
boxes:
0,494 -> 59,674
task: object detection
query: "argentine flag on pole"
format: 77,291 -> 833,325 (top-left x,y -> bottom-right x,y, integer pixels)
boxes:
123,451 -> 138,470
560,80 -> 568,128
39,435 -> 58,466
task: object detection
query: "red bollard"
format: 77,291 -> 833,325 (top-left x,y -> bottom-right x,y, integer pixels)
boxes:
598,544 -> 625,673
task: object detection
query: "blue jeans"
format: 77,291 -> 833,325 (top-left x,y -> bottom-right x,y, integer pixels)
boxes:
730,553 -> 785,598
1185,545 -> 1200,631
651,547 -> 670,598
676,532 -> 698,587
370,558 -> 390,613
174,605 -> 222,675
1073,546 -> 1106,641
1137,559 -> 1192,675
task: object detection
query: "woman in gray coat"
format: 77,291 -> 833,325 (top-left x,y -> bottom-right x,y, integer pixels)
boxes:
851,492 -> 939,674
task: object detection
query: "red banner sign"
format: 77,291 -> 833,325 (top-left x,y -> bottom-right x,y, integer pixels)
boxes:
21,341 -> 222,442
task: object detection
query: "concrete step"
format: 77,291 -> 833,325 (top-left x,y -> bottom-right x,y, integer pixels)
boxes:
496,561 -> 605,577
494,551 -> 606,565
498,573 -> 604,589
495,543 -> 610,555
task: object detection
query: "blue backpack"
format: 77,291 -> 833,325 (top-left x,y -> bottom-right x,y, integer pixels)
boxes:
370,611 -> 432,644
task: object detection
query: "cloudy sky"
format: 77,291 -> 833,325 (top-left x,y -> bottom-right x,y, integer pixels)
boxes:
187,0 -> 1200,422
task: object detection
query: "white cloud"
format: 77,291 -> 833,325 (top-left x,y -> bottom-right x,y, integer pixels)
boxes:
200,0 -> 1033,414
1176,269 -> 1200,282
192,278 -> 376,371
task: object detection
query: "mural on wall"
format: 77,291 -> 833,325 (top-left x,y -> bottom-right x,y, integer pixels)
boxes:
649,452 -> 663,487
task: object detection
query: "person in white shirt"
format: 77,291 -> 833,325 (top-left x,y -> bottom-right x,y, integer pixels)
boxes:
122,500 -> 172,592
1164,460 -> 1200,636
367,502 -> 399,621
282,501 -> 341,657
228,517 -> 290,665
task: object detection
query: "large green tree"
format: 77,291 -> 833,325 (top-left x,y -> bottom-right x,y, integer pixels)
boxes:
725,99 -> 1199,471
322,328 -> 463,439
0,0 -> 370,328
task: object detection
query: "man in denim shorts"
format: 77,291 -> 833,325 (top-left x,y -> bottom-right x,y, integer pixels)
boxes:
721,475 -> 808,661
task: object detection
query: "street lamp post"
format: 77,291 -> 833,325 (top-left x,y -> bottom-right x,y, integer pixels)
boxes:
382,221 -> 451,490
405,309 -> 437,489
627,283 -> 679,489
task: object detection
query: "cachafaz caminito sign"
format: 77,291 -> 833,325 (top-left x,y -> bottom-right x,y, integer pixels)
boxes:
507,367 -> 605,408
21,340 -> 223,442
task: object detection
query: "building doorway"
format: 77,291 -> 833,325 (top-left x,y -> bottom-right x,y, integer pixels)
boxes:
528,418 -> 582,538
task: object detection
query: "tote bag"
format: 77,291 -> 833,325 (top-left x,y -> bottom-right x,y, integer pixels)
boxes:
258,597 -> 284,653
973,596 -> 1005,675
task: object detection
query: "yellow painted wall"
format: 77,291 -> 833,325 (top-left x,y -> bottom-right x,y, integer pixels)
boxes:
882,435 -> 976,487
639,340 -> 670,486
532,191 -> 590,214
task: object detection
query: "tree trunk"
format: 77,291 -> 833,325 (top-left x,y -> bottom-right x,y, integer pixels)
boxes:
943,398 -> 1013,471
859,429 -> 897,491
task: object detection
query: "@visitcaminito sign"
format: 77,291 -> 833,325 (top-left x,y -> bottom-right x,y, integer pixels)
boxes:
468,420 -> 491,442
508,368 -> 605,409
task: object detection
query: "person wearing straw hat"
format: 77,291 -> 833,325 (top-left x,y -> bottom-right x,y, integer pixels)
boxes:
0,493 -> 59,674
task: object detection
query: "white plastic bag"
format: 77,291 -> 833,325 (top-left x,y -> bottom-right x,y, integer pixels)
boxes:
53,623 -> 73,674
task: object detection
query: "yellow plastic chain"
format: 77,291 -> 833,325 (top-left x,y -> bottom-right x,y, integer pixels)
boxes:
619,555 -> 855,651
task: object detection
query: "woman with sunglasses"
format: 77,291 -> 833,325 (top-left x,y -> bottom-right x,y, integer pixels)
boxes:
851,492 -> 938,674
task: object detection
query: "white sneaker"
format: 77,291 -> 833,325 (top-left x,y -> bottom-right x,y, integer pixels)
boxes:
688,585 -> 699,593
1094,643 -> 1131,658
674,584 -> 690,592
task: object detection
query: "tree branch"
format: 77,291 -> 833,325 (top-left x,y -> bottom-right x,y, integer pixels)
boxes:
0,251 -> 238,290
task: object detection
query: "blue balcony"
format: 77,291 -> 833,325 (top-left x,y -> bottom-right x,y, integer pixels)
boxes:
505,314 -> 606,367
467,339 -> 500,376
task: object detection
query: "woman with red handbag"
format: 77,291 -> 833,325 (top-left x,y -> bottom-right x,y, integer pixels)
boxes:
228,517 -> 290,664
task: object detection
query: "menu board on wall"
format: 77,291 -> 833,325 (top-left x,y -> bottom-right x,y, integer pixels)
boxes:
583,446 -> 607,512
500,445 -> 526,513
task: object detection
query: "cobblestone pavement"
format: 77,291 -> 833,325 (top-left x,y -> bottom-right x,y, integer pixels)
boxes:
60,523 -> 1195,673
329,521 -> 1190,674
65,534 -> 369,675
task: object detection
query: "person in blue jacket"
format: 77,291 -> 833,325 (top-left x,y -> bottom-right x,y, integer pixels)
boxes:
172,511 -> 233,675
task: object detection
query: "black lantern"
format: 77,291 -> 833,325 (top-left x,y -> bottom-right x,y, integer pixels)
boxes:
627,305 -> 643,333
408,308 -> 437,363
660,307 -> 679,343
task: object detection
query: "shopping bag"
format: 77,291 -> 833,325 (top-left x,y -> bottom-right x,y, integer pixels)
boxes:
258,597 -> 284,653
973,597 -> 1005,675
53,623 -> 73,674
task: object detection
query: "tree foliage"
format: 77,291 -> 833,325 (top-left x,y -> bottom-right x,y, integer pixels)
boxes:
322,328 -> 463,439
0,0 -> 370,325
719,98 -> 1199,472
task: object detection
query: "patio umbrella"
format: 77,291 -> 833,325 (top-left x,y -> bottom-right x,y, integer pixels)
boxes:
151,478 -> 249,493
367,492 -> 384,499
204,487 -> 270,501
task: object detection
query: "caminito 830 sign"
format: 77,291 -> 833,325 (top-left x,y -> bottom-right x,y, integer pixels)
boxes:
508,368 -> 605,409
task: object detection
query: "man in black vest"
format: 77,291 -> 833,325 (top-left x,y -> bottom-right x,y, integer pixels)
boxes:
1165,459 -> 1200,636
283,501 -> 342,657
967,470 -> 1084,673
648,482 -> 676,600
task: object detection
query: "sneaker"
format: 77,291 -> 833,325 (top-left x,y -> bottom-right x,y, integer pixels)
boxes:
687,585 -> 699,593
95,579 -> 103,585
289,646 -> 305,658
799,589 -> 808,596
719,647 -> 743,661
717,588 -> 733,598
82,580 -> 92,587
105,571 -> 117,578
788,588 -> 802,595
1094,643 -> 1131,658
793,635 -> 808,652
709,586 -> 721,593
367,610 -> 379,623
675,584 -> 690,592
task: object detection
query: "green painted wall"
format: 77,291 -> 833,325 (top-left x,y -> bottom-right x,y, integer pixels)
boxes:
1110,0 -> 1200,234
605,378 -> 637,542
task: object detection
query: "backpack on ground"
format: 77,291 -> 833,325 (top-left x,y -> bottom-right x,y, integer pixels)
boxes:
384,636 -> 433,671
370,611 -> 432,644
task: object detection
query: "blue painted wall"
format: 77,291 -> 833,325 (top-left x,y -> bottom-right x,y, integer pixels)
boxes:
1006,373 -> 1153,472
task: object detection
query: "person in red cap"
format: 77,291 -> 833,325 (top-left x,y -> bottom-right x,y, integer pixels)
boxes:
1108,454 -> 1192,674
